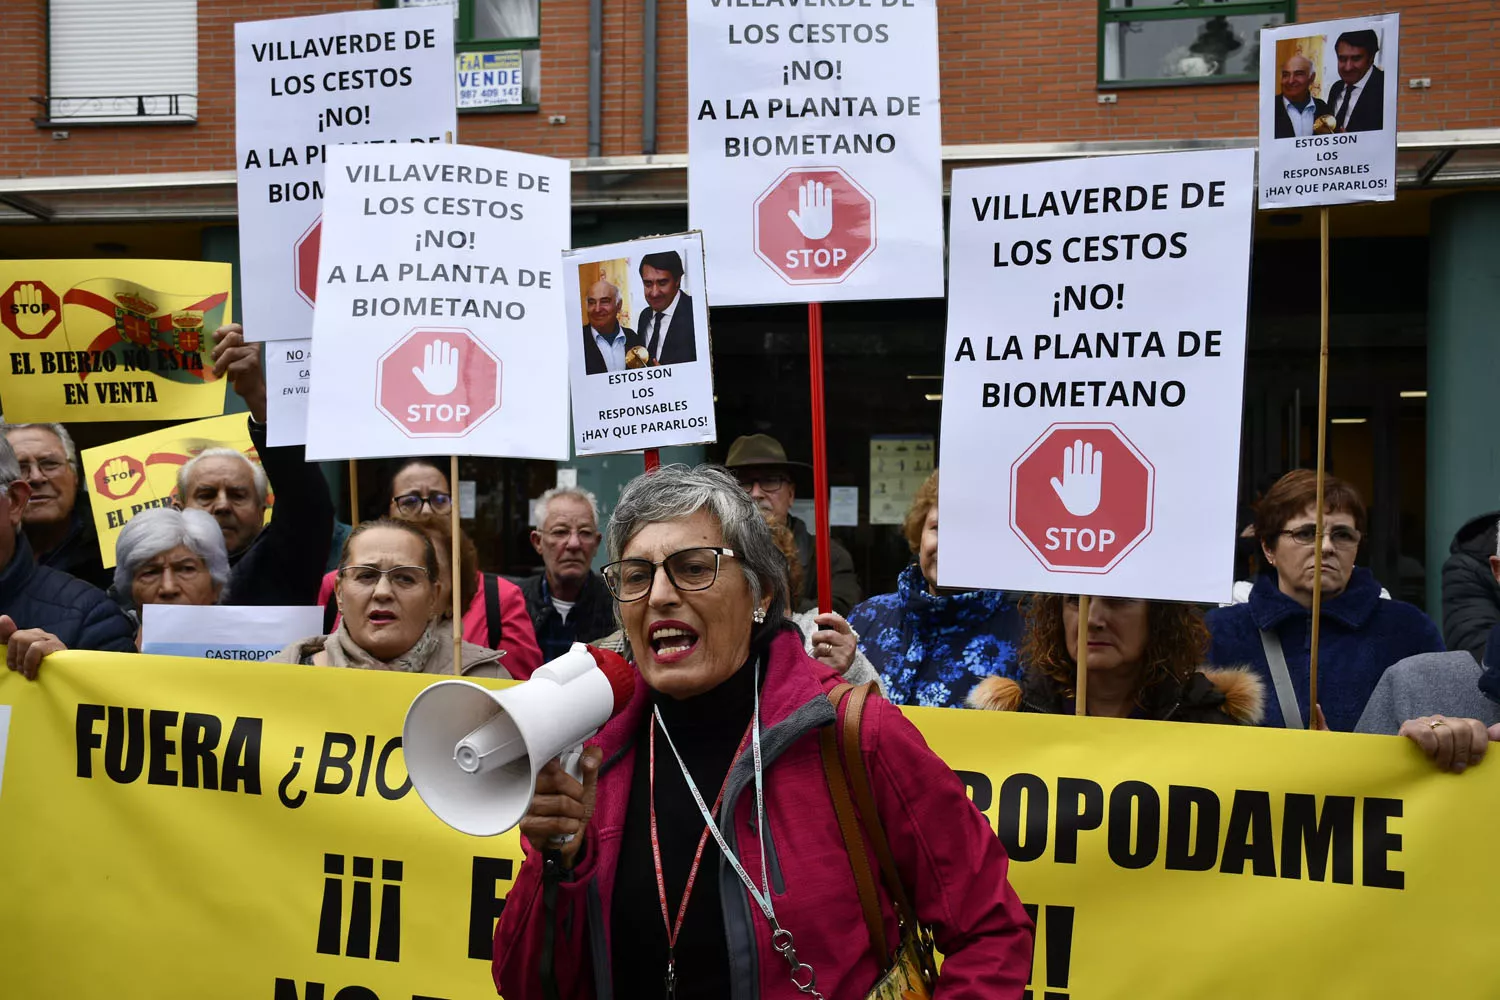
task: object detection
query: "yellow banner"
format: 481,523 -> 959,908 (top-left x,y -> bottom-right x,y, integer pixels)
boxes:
80,414 -> 266,568
0,259 -> 231,422
0,653 -> 1494,1000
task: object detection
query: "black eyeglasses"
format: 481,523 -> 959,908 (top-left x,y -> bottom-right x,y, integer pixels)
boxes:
602,547 -> 737,602
1280,525 -> 1361,550
736,473 -> 790,492
393,492 -> 452,516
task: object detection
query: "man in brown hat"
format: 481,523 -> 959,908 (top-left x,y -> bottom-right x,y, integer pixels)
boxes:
724,433 -> 861,615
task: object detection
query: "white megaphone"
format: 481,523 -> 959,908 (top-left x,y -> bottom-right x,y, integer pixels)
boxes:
402,642 -> 635,836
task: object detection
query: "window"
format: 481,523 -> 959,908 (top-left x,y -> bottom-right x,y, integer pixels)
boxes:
1099,0 -> 1293,87
392,0 -> 541,110
44,0 -> 198,124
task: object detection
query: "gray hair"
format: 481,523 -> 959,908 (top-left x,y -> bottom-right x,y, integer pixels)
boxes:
0,422 -> 77,466
177,448 -> 269,505
0,434 -> 19,485
113,507 -> 231,610
537,485 -> 600,527
607,464 -> 789,642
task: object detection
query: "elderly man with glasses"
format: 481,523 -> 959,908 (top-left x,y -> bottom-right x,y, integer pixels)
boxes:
724,434 -> 861,615
520,486 -> 617,661
1,421 -> 112,590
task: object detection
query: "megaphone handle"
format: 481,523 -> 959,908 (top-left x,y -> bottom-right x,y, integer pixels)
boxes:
546,744 -> 587,847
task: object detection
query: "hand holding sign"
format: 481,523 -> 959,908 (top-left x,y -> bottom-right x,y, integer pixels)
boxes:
412,339 -> 460,396
787,180 -> 834,240
1050,439 -> 1103,517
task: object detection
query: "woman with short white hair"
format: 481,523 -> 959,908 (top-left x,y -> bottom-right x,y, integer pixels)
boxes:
112,507 -> 231,618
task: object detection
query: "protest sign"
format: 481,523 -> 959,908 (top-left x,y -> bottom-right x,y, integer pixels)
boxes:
686,0 -> 943,306
939,149 -> 1255,603
140,604 -> 325,662
305,142 -> 572,462
0,260 -> 230,422
2,651 -> 1497,999
80,413 -> 264,569
564,233 -> 716,455
235,6 -> 456,343
264,339 -> 313,447
1259,14 -> 1399,210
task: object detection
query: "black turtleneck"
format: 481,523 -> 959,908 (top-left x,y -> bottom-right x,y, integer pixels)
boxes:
611,660 -> 758,999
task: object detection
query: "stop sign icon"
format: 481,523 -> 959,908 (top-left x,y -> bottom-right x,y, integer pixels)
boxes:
293,215 -> 322,308
1,280 -> 63,340
376,327 -> 501,438
1010,423 -> 1154,574
753,166 -> 876,285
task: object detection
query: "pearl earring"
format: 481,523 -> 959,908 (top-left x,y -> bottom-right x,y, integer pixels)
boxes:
752,608 -> 767,624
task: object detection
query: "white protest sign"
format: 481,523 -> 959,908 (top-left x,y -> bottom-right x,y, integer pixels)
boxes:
140,604 -> 325,662
564,233 -> 716,455
235,6 -> 456,343
1259,14 -> 1399,209
939,149 -> 1256,604
305,143 -> 571,462
687,0 -> 943,306
264,340 -> 313,447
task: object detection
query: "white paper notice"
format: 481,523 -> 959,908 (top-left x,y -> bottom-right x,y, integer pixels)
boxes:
829,487 -> 859,527
1258,14 -> 1399,209
565,233 -> 716,455
140,604 -> 325,662
304,143 -> 572,461
0,705 -> 10,802
687,0 -> 944,305
265,340 -> 313,446
235,6 -> 456,342
869,435 -> 934,525
939,149 -> 1256,604
458,479 -> 476,519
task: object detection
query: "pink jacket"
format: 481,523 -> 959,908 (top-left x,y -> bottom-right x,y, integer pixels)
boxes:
493,629 -> 1034,999
317,569 -> 543,679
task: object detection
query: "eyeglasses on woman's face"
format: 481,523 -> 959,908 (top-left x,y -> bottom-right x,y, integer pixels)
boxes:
602,546 -> 737,602
392,492 -> 453,517
1280,524 -> 1362,550
338,564 -> 432,592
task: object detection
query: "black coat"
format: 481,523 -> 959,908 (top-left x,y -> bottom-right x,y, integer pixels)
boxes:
788,514 -> 860,616
517,570 -> 618,662
0,532 -> 134,652
581,323 -> 642,375
1441,510 -> 1500,663
1272,94 -> 1331,139
30,494 -> 112,592
637,292 -> 697,365
1328,67 -> 1384,132
226,416 -> 333,606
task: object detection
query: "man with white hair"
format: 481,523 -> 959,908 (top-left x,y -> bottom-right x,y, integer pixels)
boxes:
1,421 -> 112,590
1272,52 -> 1332,139
0,434 -> 134,674
581,279 -> 641,375
175,324 -> 333,605
519,486 -> 617,660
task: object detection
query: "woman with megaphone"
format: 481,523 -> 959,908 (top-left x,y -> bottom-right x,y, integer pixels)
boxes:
494,465 -> 1033,1000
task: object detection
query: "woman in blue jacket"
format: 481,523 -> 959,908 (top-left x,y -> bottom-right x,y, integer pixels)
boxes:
849,470 -> 1024,707
1206,470 -> 1442,731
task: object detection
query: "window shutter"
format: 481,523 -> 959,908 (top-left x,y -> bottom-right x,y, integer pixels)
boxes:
49,0 -> 198,123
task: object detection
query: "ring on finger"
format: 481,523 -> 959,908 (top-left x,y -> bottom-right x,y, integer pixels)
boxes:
1429,719 -> 1447,730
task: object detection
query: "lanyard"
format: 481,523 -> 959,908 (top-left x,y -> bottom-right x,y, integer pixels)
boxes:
648,715 -> 751,997
650,660 -> 825,999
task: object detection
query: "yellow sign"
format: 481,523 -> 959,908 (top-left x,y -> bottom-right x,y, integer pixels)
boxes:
0,259 -> 231,421
80,413 -> 265,568
1,653 -> 1495,1000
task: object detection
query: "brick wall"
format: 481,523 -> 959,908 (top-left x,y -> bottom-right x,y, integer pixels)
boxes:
1,0 -> 1495,180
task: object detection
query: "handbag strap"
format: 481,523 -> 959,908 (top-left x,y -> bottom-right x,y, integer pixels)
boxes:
821,683 -> 889,961
836,682 -> 921,933
1258,628 -> 1304,730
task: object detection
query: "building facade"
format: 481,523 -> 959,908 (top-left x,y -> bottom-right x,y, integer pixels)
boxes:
1,0 -> 1497,612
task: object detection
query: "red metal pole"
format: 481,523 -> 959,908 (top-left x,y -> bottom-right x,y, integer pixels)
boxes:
644,448 -> 661,474
808,302 -> 833,614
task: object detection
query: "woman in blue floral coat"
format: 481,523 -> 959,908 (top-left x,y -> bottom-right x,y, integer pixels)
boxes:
849,470 -> 1025,707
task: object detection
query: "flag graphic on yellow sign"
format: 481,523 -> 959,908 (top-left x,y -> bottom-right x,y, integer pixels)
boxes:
80,413 -> 267,568
0,259 -> 231,421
